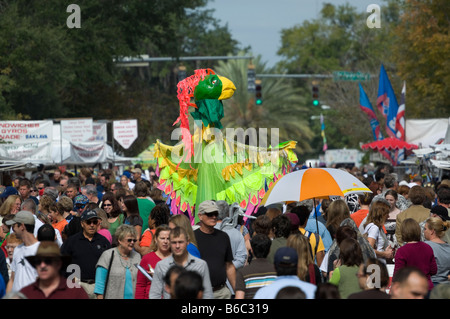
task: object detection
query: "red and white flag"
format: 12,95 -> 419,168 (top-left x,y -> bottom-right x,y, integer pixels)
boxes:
396,81 -> 406,141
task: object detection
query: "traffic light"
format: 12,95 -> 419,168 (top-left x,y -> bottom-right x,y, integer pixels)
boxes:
247,64 -> 256,92
178,65 -> 187,81
255,79 -> 262,105
312,81 -> 319,106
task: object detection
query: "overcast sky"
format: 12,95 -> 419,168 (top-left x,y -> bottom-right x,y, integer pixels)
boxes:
206,0 -> 381,67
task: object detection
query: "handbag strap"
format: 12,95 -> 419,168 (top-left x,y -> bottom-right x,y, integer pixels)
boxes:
103,249 -> 115,299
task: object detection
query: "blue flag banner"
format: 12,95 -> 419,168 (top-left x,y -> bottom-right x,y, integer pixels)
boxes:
377,64 -> 399,138
359,83 -> 383,141
359,82 -> 395,165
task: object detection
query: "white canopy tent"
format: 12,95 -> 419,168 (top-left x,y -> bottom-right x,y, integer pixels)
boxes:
0,122 -> 137,171
51,124 -> 137,165
411,118 -> 450,171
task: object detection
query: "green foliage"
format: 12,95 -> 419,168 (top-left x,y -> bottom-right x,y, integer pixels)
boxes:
0,0 -> 239,157
276,1 -> 403,159
393,0 -> 450,118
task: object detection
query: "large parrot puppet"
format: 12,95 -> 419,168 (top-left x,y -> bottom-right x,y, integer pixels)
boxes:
154,69 -> 297,224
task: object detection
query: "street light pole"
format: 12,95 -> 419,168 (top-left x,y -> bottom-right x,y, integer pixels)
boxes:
115,55 -> 254,66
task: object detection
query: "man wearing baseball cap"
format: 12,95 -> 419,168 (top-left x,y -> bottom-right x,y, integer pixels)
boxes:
131,168 -> 143,184
254,247 -> 317,299
0,186 -> 18,199
194,200 -> 235,299
60,209 -> 110,298
5,211 -> 40,293
62,194 -> 89,238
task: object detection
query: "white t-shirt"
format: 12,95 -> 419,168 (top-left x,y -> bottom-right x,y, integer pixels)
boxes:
11,241 -> 40,292
364,222 -> 386,252
363,222 -> 389,264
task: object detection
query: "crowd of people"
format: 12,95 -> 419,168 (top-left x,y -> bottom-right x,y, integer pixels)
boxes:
0,163 -> 449,300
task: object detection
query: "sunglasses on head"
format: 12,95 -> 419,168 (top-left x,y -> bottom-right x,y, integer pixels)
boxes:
84,219 -> 99,225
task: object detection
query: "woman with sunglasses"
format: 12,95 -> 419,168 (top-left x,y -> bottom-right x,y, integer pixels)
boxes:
101,192 -> 124,241
94,224 -> 141,299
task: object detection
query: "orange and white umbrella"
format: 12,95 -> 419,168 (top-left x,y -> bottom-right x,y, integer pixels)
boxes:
261,167 -> 371,207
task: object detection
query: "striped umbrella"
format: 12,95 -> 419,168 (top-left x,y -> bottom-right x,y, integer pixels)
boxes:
261,167 -> 372,233
261,167 -> 371,207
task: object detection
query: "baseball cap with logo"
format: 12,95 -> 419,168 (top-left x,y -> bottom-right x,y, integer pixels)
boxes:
5,210 -> 35,226
81,209 -> 99,221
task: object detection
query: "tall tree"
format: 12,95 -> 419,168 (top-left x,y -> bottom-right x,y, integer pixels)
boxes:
276,1 -> 402,158
0,0 -> 240,157
393,0 -> 450,118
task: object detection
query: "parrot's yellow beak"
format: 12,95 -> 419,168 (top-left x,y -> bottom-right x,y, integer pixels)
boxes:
218,76 -> 236,100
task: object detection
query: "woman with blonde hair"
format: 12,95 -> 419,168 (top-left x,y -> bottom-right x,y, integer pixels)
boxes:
0,195 -> 21,217
38,194 -> 54,216
287,233 -> 321,284
94,224 -> 141,299
168,214 -> 201,258
424,217 -> 450,286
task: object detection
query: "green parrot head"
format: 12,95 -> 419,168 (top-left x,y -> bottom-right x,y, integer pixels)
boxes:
194,74 -> 236,101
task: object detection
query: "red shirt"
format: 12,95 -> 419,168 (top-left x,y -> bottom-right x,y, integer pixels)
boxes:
135,252 -> 162,299
20,276 -> 89,299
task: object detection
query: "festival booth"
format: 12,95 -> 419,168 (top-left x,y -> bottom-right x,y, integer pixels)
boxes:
0,120 -> 137,173
409,118 -> 450,178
